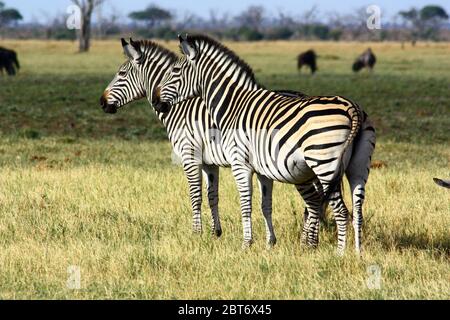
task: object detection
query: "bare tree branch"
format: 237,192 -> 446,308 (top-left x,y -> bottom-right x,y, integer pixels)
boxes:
71,0 -> 105,52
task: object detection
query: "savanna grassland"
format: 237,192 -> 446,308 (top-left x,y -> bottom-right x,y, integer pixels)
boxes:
0,39 -> 449,299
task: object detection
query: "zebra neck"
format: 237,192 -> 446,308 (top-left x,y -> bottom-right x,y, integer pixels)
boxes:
202,68 -> 260,130
142,55 -> 176,124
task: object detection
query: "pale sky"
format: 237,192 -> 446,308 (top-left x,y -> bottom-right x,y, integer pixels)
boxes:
8,0 -> 450,24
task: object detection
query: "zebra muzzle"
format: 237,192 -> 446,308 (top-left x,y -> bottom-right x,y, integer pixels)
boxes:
100,95 -> 118,114
152,87 -> 171,113
153,100 -> 171,113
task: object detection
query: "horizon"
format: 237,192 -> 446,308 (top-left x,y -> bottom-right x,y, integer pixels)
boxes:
7,0 -> 450,24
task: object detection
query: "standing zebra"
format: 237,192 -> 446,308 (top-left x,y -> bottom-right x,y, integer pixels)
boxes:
102,38 -> 375,253
155,35 -> 373,253
101,38 -> 280,244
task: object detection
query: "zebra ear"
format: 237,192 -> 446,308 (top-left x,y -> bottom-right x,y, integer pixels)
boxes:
179,35 -> 197,61
129,38 -> 140,50
123,38 -> 141,61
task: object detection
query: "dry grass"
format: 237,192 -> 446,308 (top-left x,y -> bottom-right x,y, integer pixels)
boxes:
0,40 -> 448,299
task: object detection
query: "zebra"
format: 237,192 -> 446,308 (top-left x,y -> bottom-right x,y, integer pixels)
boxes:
154,34 -> 375,254
100,38 -> 311,247
101,38 -> 375,254
100,38 -> 289,245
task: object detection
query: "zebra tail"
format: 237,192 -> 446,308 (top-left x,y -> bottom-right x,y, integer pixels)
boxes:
323,102 -> 363,203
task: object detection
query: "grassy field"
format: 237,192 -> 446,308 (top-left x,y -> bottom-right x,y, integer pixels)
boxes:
0,39 -> 449,299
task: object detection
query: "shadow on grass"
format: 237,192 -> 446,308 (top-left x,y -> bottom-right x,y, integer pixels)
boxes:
380,232 -> 450,257
386,234 -> 450,258
319,215 -> 450,256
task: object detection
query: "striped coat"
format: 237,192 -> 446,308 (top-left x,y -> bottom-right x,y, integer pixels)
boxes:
102,38 -> 375,253
156,35 -> 375,253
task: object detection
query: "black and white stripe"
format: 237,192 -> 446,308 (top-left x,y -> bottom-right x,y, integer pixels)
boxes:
102,38 -> 375,254
156,35 -> 375,253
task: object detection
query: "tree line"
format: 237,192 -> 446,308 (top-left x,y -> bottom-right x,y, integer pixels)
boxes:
0,1 -> 449,52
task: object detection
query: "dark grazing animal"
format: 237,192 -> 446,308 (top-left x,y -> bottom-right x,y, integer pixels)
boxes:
352,48 -> 376,72
297,49 -> 317,74
0,47 -> 20,76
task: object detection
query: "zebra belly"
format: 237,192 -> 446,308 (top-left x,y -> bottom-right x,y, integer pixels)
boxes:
252,151 -> 315,184
202,149 -> 229,167
202,135 -> 230,167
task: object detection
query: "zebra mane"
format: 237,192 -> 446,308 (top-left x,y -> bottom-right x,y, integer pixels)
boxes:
185,34 -> 257,84
135,39 -> 178,64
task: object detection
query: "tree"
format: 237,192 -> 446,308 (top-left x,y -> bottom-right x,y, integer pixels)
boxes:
399,5 -> 448,43
0,1 -> 23,27
420,5 -> 449,40
128,4 -> 172,28
399,8 -> 421,44
72,0 -> 104,52
235,6 -> 265,31
207,10 -> 230,31
347,7 -> 372,40
420,5 -> 449,21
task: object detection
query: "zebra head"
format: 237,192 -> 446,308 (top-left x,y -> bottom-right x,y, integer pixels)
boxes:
153,35 -> 200,113
100,38 -> 147,114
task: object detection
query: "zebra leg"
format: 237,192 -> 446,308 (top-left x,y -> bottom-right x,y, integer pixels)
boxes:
345,115 -> 376,255
328,186 -> 350,255
297,180 -> 323,246
183,161 -> 203,234
256,174 -> 276,248
349,178 -> 365,255
296,182 -> 323,248
231,165 -> 254,248
301,182 -> 349,254
302,208 -> 309,244
202,164 -> 222,237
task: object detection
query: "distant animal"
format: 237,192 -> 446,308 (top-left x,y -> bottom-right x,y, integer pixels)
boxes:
297,49 -> 317,74
352,48 -> 376,72
0,47 -> 20,76
433,178 -> 450,189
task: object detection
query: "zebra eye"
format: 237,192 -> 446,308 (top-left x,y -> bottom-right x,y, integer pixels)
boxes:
173,67 -> 181,73
118,71 -> 127,76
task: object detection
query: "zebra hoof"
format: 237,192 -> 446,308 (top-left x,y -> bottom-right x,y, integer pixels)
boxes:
241,240 -> 253,249
300,237 -> 308,246
213,228 -> 222,238
192,227 -> 202,234
300,229 -> 310,245
266,237 -> 277,249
